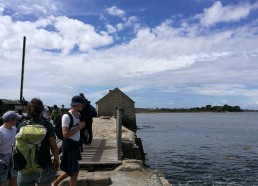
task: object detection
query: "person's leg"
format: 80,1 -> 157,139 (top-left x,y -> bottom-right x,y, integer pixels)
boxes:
52,172 -> 68,186
79,127 -> 88,151
0,165 -> 9,186
69,172 -> 79,186
8,157 -> 18,186
8,176 -> 17,186
17,172 -> 35,186
87,122 -> 93,144
37,183 -> 51,186
80,128 -> 88,144
37,167 -> 57,186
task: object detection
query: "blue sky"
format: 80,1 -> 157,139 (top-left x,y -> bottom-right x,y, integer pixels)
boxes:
1,0 -> 258,109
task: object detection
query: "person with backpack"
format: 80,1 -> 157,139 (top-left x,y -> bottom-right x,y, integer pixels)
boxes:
0,111 -> 22,186
53,95 -> 85,186
79,93 -> 97,148
15,98 -> 59,186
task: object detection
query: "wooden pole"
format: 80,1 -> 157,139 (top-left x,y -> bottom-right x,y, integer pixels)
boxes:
116,108 -> 122,160
20,36 -> 26,102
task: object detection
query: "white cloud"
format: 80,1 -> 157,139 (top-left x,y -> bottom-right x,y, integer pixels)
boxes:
106,24 -> 117,34
116,23 -> 124,31
199,1 -> 253,26
106,6 -> 125,18
52,16 -> 113,53
0,0 -> 58,18
0,2 -> 258,108
187,84 -> 246,96
0,14 -> 114,55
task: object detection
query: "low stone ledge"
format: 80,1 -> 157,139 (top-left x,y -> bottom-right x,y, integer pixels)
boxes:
113,159 -> 145,172
57,171 -> 111,186
56,160 -> 172,186
109,160 -> 170,186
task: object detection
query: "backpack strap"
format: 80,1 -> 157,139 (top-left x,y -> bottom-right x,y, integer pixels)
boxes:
25,119 -> 47,126
66,112 -> 74,129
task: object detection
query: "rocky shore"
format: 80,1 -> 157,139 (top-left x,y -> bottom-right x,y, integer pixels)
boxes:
56,117 -> 172,186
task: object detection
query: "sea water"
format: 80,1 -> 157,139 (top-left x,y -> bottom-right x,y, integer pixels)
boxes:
136,112 -> 258,185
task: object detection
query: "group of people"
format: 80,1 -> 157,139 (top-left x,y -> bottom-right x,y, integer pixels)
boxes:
0,94 -> 96,186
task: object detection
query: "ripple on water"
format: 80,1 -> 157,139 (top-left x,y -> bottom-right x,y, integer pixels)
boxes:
136,112 -> 258,185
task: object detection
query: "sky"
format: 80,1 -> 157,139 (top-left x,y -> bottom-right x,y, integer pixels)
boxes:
0,0 -> 258,109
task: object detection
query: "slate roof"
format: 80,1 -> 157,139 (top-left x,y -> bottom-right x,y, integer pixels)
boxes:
0,99 -> 21,105
96,87 -> 135,104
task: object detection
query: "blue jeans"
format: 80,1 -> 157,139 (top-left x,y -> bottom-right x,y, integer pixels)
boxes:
17,167 -> 57,186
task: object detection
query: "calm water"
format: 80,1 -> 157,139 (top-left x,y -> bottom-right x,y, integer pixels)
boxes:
136,112 -> 258,186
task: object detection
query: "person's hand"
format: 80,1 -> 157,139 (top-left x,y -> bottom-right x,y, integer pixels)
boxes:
78,121 -> 85,129
53,157 -> 60,169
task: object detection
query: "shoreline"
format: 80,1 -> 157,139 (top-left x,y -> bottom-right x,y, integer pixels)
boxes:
56,117 -> 172,186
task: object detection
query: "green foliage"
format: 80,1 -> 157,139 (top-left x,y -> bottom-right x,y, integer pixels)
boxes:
135,104 -> 243,113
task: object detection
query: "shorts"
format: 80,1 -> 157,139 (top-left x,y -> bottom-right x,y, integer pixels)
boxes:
0,157 -> 18,183
17,167 -> 57,186
60,138 -> 81,176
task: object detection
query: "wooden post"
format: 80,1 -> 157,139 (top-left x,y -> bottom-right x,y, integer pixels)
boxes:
116,108 -> 122,160
20,36 -> 26,102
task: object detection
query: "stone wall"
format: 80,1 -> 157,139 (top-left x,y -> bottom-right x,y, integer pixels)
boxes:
97,89 -> 136,130
57,160 -> 172,186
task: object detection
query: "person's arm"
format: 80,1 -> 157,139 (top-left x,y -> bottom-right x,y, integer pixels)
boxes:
62,121 -> 85,139
49,137 -> 60,169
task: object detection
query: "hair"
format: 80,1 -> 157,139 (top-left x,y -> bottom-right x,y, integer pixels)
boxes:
79,93 -> 85,99
0,117 -> 3,126
28,98 -> 44,118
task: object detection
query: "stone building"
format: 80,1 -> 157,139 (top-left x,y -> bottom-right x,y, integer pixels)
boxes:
96,88 -> 137,130
0,99 -> 24,116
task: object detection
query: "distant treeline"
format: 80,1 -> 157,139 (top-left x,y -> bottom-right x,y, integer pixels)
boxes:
136,104 -> 244,113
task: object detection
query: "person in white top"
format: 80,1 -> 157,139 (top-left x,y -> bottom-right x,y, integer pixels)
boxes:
0,111 -> 22,186
53,95 -> 85,186
42,105 -> 50,120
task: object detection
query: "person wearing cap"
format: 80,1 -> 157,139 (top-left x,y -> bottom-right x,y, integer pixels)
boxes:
0,111 -> 21,186
53,95 -> 86,186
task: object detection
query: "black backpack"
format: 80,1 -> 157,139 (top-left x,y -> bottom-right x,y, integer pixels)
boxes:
89,105 -> 97,118
54,112 -> 73,140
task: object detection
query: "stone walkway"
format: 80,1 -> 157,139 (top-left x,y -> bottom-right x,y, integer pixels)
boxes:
56,117 -> 172,186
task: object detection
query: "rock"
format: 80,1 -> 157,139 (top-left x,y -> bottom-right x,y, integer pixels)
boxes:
84,172 -> 111,186
110,160 -> 165,186
114,160 -> 145,172
56,160 -> 172,186
100,116 -> 111,119
160,177 -> 172,186
57,171 -> 111,186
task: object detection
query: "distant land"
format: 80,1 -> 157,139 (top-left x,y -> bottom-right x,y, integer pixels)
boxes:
135,104 -> 258,113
